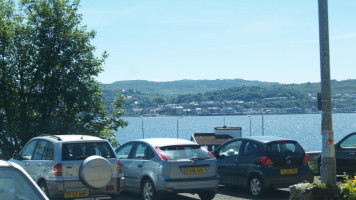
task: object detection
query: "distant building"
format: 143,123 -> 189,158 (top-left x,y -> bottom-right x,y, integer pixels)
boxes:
196,108 -> 202,115
175,106 -> 184,115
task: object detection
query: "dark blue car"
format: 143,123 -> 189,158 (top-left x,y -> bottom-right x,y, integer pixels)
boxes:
213,136 -> 314,197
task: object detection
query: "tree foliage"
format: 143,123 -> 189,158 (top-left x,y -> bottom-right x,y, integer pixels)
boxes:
0,0 -> 127,159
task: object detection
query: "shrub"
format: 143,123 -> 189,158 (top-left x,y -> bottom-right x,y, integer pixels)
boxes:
338,175 -> 356,200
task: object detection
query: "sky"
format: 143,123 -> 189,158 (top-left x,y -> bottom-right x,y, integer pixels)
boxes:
78,0 -> 356,84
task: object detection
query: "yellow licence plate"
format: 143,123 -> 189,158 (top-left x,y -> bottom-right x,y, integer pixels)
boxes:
280,168 -> 298,175
185,168 -> 205,174
64,191 -> 89,198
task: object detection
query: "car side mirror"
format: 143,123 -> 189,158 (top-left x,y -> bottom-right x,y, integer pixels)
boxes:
214,153 -> 220,158
215,153 -> 225,159
13,153 -> 20,160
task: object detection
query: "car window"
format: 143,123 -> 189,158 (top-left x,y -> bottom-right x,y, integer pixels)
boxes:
42,142 -> 54,160
267,141 -> 304,158
218,140 -> 242,157
340,134 -> 356,148
116,143 -> 135,159
132,143 -> 154,160
0,167 -> 46,200
21,140 -> 38,160
159,145 -> 210,161
242,142 -> 259,156
33,140 -> 48,160
62,142 -> 115,161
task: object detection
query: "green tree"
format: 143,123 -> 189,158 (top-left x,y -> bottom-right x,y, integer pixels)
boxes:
0,0 -> 127,159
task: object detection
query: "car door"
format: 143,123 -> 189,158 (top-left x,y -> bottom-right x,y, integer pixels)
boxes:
335,133 -> 356,173
215,139 -> 243,185
237,141 -> 261,184
115,142 -> 136,190
30,140 -> 54,181
124,142 -> 155,191
12,140 -> 38,179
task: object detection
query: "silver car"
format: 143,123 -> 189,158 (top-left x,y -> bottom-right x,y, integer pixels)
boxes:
10,135 -> 125,200
115,138 -> 218,200
0,160 -> 49,200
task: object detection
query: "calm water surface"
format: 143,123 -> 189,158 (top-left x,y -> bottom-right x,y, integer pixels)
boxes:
115,113 -> 356,151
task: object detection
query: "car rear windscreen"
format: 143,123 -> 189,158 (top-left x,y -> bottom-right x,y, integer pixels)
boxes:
266,141 -> 305,165
62,142 -> 115,161
159,145 -> 211,161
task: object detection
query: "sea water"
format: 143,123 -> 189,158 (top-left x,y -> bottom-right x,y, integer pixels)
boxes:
115,113 -> 356,151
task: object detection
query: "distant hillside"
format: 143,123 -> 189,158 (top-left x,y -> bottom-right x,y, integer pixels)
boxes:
101,79 -> 356,115
100,79 -> 280,95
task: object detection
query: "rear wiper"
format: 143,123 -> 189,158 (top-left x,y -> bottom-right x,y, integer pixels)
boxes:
191,157 -> 208,161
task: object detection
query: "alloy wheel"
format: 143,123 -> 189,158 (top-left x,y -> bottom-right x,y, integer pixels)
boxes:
142,180 -> 155,200
250,177 -> 262,197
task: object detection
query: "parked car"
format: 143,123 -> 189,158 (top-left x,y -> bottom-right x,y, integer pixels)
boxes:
0,160 -> 49,200
318,132 -> 356,175
10,134 -> 125,200
213,136 -> 314,197
115,138 -> 218,200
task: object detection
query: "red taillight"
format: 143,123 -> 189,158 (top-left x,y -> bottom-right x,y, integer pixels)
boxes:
154,146 -> 168,161
200,146 -> 215,159
303,154 -> 310,164
118,160 -> 123,174
260,157 -> 274,166
54,163 -> 62,177
106,186 -> 114,191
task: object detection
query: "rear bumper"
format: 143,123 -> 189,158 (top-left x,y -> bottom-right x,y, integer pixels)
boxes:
262,166 -> 314,188
156,175 -> 219,193
46,177 -> 125,200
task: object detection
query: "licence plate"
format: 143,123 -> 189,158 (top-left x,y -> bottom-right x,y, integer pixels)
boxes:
185,168 -> 205,174
64,191 -> 89,198
280,168 -> 298,175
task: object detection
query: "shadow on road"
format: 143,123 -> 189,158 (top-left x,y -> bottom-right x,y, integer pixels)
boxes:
116,185 -> 290,200
217,185 -> 290,200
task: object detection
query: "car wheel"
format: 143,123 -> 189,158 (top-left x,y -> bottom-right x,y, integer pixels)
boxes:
38,180 -> 49,197
249,176 -> 264,197
142,179 -> 159,200
198,191 -> 216,200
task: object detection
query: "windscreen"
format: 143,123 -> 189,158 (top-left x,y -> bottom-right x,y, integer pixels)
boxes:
266,141 -> 305,165
0,167 -> 46,200
62,142 -> 115,161
159,145 -> 211,161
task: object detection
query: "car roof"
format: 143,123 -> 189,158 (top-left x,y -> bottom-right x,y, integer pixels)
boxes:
35,135 -> 105,142
239,136 -> 295,144
0,160 -> 11,167
0,160 -> 27,172
132,138 -> 197,147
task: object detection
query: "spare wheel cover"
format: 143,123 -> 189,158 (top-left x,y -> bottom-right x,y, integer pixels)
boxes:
80,156 -> 113,189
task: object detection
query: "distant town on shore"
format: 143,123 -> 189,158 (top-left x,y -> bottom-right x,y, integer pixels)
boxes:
101,79 -> 356,116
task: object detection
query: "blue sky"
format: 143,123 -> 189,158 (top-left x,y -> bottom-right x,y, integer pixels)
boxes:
78,0 -> 356,84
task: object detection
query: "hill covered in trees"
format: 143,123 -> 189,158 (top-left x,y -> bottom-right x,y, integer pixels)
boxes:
101,79 -> 356,115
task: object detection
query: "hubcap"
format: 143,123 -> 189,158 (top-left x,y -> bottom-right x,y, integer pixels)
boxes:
143,182 -> 154,200
250,178 -> 261,196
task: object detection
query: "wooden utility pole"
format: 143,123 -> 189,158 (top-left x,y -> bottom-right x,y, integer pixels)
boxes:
318,0 -> 336,185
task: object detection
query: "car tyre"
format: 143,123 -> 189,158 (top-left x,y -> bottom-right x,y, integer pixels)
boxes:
198,191 -> 216,200
142,179 -> 159,200
249,176 -> 264,197
38,180 -> 49,197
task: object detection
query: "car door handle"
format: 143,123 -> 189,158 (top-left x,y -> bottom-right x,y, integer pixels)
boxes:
25,162 -> 29,166
233,159 -> 239,164
38,163 -> 42,166
137,164 -> 143,168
